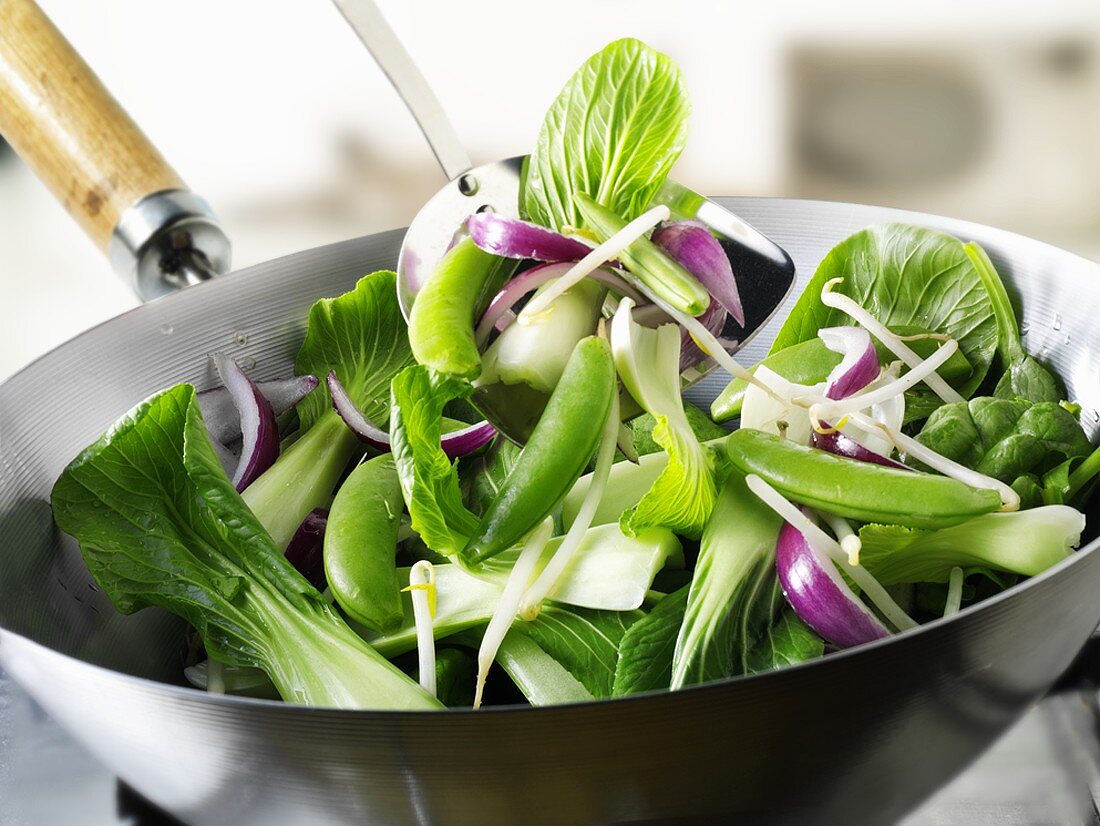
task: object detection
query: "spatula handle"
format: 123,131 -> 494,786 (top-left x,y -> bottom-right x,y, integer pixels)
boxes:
0,0 -> 229,299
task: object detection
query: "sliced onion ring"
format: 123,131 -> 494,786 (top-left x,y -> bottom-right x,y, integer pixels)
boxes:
818,326 -> 878,401
198,375 -> 318,444
211,353 -> 280,492
775,518 -> 890,649
467,212 -> 594,262
284,508 -> 328,589
651,221 -> 744,327
811,429 -> 911,470
475,262 -> 645,346
327,371 -> 496,458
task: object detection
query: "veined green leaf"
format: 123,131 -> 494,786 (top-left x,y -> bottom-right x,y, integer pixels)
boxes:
744,612 -> 825,673
612,586 -> 689,696
522,38 -> 690,231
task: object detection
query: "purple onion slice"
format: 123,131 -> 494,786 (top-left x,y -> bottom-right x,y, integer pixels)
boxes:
284,508 -> 328,590
211,354 -> 280,492
327,371 -> 496,458
811,430 -> 911,470
198,375 -> 318,444
651,221 -> 744,327
819,326 -> 879,401
467,213 -> 594,262
775,518 -> 890,649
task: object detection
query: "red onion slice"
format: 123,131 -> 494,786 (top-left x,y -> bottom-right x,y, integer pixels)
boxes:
284,508 -> 328,589
651,221 -> 744,327
327,371 -> 496,458
811,430 -> 911,470
211,354 -> 280,492
776,518 -> 890,649
467,213 -> 594,262
198,375 -> 318,444
819,326 -> 879,401
475,262 -> 645,346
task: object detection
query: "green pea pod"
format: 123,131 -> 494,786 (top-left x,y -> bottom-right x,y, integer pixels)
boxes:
463,336 -> 616,563
574,192 -> 710,316
407,237 -> 514,379
724,429 -> 1001,529
324,455 -> 404,634
711,327 -> 975,423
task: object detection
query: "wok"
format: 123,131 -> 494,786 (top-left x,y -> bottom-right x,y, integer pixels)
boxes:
2,199 -> 1100,825
3,3 -> 1100,824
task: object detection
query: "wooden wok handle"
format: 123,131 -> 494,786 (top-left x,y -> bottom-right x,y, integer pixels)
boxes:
0,0 -> 229,298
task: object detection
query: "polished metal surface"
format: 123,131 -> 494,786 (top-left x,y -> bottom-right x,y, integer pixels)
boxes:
330,0 -> 471,181
107,188 -> 232,300
1,199 -> 1099,825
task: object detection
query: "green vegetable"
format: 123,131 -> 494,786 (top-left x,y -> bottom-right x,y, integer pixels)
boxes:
324,455 -> 404,634
724,429 -> 1002,528
464,336 -> 616,562
671,472 -> 782,688
915,397 -> 1091,483
964,242 -> 1062,404
244,271 -> 412,548
575,193 -> 709,315
744,612 -> 825,673
488,631 -> 594,706
462,438 -> 521,516
769,224 -> 997,397
632,402 -> 727,456
51,384 -> 439,710
407,237 -> 514,379
562,450 -> 669,529
858,506 -> 1084,585
612,586 -> 689,696
421,648 -> 476,709
612,303 -> 717,539
522,38 -> 690,232
711,327 -> 974,424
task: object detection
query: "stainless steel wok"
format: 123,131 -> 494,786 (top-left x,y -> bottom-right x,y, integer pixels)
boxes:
3,2 -> 1100,823
2,198 -> 1100,825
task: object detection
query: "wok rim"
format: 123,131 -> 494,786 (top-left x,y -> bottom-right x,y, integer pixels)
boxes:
3,196 -> 1098,719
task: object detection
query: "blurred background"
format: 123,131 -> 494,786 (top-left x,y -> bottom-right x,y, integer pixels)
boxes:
1,0 -> 1099,382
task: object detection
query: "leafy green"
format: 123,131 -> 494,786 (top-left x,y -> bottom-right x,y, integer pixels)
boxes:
51,384 -> 439,710
744,612 -> 825,673
492,632 -> 594,706
424,647 -> 476,709
963,242 -> 1063,404
295,270 -> 414,431
671,471 -> 783,688
631,403 -> 727,456
612,304 -> 717,539
915,397 -> 1091,483
390,365 -> 479,557
770,224 -> 997,397
858,507 -> 1084,586
612,586 -> 689,696
522,38 -> 690,231
509,605 -> 642,698
462,438 -> 521,517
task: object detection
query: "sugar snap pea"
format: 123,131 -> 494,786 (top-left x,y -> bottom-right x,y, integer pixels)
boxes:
407,237 -> 515,379
463,336 -> 616,563
724,429 -> 1000,529
324,454 -> 405,634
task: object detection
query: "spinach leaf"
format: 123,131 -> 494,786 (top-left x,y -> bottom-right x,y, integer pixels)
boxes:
390,365 -> 479,557
462,438 -> 521,517
915,397 -> 1091,483
963,242 -> 1063,404
509,605 -> 642,698
294,270 -> 414,431
770,223 -> 997,397
522,38 -> 690,231
744,612 -> 825,673
612,586 -> 690,696
631,402 -> 727,457
51,384 -> 438,710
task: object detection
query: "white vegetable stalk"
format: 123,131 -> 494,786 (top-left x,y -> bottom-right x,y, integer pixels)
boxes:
519,205 -> 670,322
474,518 -> 554,709
519,392 -> 621,619
744,475 -> 918,631
820,278 -> 964,404
943,567 -> 965,618
821,512 -> 862,566
407,561 -> 437,697
806,338 -> 959,422
844,411 -> 1021,511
